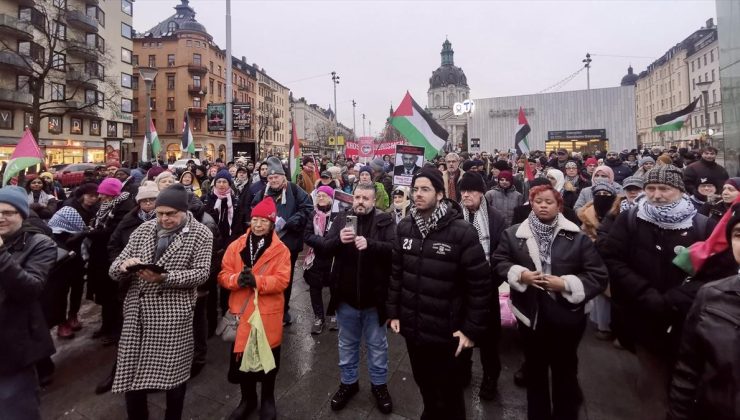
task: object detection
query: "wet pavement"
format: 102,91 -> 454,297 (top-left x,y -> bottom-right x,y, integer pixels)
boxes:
41,271 -> 642,420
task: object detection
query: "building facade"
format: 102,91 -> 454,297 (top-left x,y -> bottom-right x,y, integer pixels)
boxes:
254,66 -> 289,158
686,21 -> 723,147
427,38 -> 469,151
292,97 -> 333,155
469,86 -> 636,154
717,0 -> 740,176
0,0 -> 133,166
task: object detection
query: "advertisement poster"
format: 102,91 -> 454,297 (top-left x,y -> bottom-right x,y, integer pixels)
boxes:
207,103 -> 226,132
104,139 -> 121,163
233,103 -> 251,131
392,144 -> 425,186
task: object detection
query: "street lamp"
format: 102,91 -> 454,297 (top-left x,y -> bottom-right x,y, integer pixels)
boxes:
139,66 -> 158,163
696,80 -> 713,145
331,71 -> 339,157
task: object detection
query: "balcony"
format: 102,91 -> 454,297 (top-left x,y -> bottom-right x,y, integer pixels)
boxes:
0,88 -> 33,109
187,62 -> 208,74
187,85 -> 207,95
66,10 -> 98,33
0,51 -> 33,75
66,69 -> 98,90
0,14 -> 33,41
66,101 -> 99,117
67,37 -> 99,61
188,106 -> 206,115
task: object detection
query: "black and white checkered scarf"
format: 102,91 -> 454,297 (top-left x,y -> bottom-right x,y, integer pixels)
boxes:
462,197 -> 490,260
527,211 -> 557,265
410,200 -> 448,238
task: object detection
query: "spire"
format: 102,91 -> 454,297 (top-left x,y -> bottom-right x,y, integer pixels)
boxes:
175,0 -> 195,18
441,38 -> 454,66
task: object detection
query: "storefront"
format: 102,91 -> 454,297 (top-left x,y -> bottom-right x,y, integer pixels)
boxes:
545,129 -> 609,154
40,140 -> 105,165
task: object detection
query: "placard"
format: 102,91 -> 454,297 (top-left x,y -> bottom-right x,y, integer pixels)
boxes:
333,189 -> 353,212
233,103 -> 251,131
207,103 -> 226,132
393,144 -> 424,186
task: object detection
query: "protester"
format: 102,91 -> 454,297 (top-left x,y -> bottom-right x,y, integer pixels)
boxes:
682,146 -> 729,195
688,177 -> 719,211
296,156 -> 318,194
700,177 -> 740,222
390,186 -> 411,225
25,177 -> 57,219
179,170 -> 202,198
485,170 -> 523,228
604,151 -> 632,184
110,184 -> 213,420
574,165 -> 623,210
39,171 -> 66,201
634,156 -> 655,179
357,166 -> 390,210
562,161 -> 590,209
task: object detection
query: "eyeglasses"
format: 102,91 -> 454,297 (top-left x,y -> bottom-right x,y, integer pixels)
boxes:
156,210 -> 180,218
0,210 -> 19,218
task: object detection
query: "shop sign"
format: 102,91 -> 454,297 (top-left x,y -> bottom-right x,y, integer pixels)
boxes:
90,120 -> 101,136
114,111 -> 133,121
48,116 -> 63,134
547,129 -> 606,141
207,103 -> 226,132
71,118 -> 83,135
0,110 -> 12,130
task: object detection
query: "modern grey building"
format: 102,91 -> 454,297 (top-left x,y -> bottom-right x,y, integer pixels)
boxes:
469,86 -> 637,154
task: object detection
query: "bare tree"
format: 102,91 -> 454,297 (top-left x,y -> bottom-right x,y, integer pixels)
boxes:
0,0 -> 124,140
311,121 -> 334,155
256,101 -> 280,159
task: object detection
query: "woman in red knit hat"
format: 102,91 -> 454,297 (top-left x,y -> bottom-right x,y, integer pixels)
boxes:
218,197 -> 291,420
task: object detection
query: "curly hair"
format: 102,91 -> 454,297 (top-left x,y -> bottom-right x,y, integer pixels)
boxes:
528,184 -> 564,211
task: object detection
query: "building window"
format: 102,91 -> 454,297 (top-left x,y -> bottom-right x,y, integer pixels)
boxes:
694,116 -> 698,127
193,97 -> 201,107
166,119 -> 175,133
86,33 -> 105,53
53,21 -> 66,40
121,22 -> 132,39
121,47 -> 132,64
89,120 -> 100,136
704,55 -> 707,66
50,83 -> 65,101
17,41 -> 44,64
121,98 -> 132,113
122,0 -> 132,15
122,123 -> 131,138
697,58 -> 701,69
150,98 -> 157,110
193,75 -> 201,88
167,21 -> 177,32
132,98 -> 138,112
209,79 -> 214,95
218,65 -> 221,76
53,0 -> 66,8
167,54 -> 175,67
70,118 -> 82,134
217,82 -> 222,97
691,61 -> 694,72
714,111 -> 718,124
167,97 -> 175,110
148,55 -> 156,67
132,76 -> 138,90
710,50 -> 714,62
186,39 -> 192,47
86,6 -> 104,27
210,61 -> 214,73
167,75 -> 175,90
121,73 -> 132,89
132,55 -> 138,66
132,119 -> 138,135
713,89 -> 717,103
193,53 -> 202,66
193,118 -> 201,132
48,116 -> 63,134
18,7 -> 45,30
711,69 -> 715,82
52,52 -> 65,70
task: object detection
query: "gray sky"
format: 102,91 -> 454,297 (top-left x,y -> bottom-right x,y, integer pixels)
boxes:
133,0 -> 716,137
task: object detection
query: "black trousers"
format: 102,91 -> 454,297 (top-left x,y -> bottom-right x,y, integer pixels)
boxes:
519,317 -> 586,420
406,339 -> 465,420
124,383 -> 187,420
456,326 -> 502,385
284,251 -> 299,315
193,295 -> 208,366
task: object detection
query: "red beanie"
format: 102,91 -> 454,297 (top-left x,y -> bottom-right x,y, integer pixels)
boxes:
251,197 -> 277,222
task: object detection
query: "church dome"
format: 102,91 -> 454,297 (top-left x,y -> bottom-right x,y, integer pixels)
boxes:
429,39 -> 468,90
621,65 -> 638,86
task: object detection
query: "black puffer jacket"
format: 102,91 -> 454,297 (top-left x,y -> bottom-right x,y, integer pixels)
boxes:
387,200 -> 491,345
668,275 -> 740,420
683,159 -> 730,194
108,207 -> 149,263
0,226 -> 57,374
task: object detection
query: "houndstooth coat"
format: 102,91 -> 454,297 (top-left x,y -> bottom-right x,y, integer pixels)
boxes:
109,213 -> 213,393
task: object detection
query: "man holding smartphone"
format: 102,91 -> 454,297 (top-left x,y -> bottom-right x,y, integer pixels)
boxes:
313,182 -> 396,414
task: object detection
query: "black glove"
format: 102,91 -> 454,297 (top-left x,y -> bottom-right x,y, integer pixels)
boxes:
237,266 -> 256,288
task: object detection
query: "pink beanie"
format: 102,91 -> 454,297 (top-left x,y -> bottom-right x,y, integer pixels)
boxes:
592,165 -> 614,183
98,178 -> 123,196
316,185 -> 334,198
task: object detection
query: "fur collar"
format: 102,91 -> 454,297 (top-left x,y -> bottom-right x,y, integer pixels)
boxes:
514,214 -> 580,273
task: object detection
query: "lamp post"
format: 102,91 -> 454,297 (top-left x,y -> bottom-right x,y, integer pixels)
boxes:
352,99 -> 357,141
331,71 -> 339,157
139,66 -> 158,163
362,113 -> 366,136
696,80 -> 713,145
582,53 -> 592,90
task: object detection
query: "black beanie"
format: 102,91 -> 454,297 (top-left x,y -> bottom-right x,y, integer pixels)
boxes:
412,167 -> 445,195
458,172 -> 486,194
528,177 -> 551,188
492,160 -> 511,171
155,184 -> 189,212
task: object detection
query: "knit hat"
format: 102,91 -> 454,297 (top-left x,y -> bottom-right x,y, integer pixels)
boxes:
251,197 -> 277,222
498,170 -> 514,183
645,164 -> 685,192
0,186 -> 29,219
74,182 -> 99,198
316,185 -> 334,198
529,177 -> 551,188
155,184 -> 189,212
584,157 -> 598,167
638,156 -> 655,167
592,182 -> 617,196
564,161 -> 578,169
39,172 -> 54,181
115,168 -> 131,177
622,176 -> 645,190
266,156 -> 285,176
359,166 -> 373,177
492,160 -> 511,171
135,183 -> 159,202
461,160 -> 476,172
147,166 -> 165,181
412,167 -> 445,195
457,171 -> 484,193
97,178 -> 123,197
214,169 -> 233,184
369,157 -> 385,173
725,177 -> 740,190
320,170 -> 331,179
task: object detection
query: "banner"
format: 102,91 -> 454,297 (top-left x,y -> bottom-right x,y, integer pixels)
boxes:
393,144 -> 425,186
345,139 -> 405,159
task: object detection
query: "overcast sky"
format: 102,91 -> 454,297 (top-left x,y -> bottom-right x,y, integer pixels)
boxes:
133,0 -> 717,136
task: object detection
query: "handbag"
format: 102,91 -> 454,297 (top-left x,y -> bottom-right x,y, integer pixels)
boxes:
239,289 -> 276,373
215,293 -> 249,342
500,292 -> 517,328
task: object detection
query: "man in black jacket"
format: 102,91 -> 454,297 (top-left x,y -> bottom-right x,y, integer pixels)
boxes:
682,146 -> 729,195
317,182 -> 396,414
387,168 -> 491,420
0,187 -> 57,420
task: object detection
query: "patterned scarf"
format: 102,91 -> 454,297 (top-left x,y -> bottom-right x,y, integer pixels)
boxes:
48,206 -> 86,233
213,194 -> 234,236
527,211 -> 557,265
410,200 -> 448,238
637,195 -> 697,230
138,208 -> 156,222
303,207 -> 331,270
620,198 -> 636,212
234,178 -> 248,194
93,192 -> 131,230
154,217 -> 186,262
462,196 -> 490,260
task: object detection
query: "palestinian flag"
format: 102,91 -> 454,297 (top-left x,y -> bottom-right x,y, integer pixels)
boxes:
515,107 -> 531,155
143,118 -> 161,161
653,98 -> 700,132
2,128 -> 43,185
289,119 -> 300,182
391,92 -> 448,161
181,110 -> 195,154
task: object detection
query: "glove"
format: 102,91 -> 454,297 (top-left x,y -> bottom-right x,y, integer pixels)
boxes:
237,266 -> 256,288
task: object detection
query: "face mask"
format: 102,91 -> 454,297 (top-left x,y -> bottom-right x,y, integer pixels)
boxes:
593,194 -> 615,218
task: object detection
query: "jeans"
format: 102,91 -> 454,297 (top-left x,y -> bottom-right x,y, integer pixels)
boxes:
193,295 -> 208,366
0,366 -> 41,420
336,303 -> 388,385
125,382 -> 187,420
406,340 -> 465,420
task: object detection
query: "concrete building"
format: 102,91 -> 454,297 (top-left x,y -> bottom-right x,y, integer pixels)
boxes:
292,97 -> 334,156
254,66 -> 289,158
469,86 -> 636,154
0,0 -> 133,166
687,20 -> 723,147
131,0 -> 259,163
427,38 -> 469,151
717,0 -> 740,176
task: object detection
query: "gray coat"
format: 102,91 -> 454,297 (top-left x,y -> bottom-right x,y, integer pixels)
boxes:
485,186 -> 523,228
109,213 -> 213,392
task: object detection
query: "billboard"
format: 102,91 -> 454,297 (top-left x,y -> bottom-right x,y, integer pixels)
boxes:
207,103 -> 226,132
233,103 -> 251,131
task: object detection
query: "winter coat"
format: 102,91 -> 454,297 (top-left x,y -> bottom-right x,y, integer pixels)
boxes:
574,183 -> 623,211
683,159 -> 729,195
218,229 -> 291,351
597,208 -> 714,354
251,183 -> 313,254
443,169 -> 465,202
203,189 -> 246,247
387,200 -> 492,345
668,275 -> 740,420
108,207 -> 148,263
302,210 -> 338,288
605,161 -> 632,184
109,214 -> 213,392
0,226 -> 57,375
492,215 -> 608,329
485,186 -> 523,228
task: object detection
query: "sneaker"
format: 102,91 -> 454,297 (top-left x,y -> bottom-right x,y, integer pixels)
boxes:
56,322 -> 75,339
330,382 -> 359,411
371,383 -> 393,414
68,315 -> 82,331
311,317 -> 324,335
328,316 -> 338,331
478,375 -> 497,401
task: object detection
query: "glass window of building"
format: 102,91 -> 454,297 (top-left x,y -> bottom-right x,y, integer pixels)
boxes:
167,119 -> 175,133
131,55 -> 138,66
167,97 -> 175,110
121,48 -> 132,64
132,76 -> 138,90
121,23 -> 132,39
167,75 -> 175,90
122,0 -> 132,15
193,75 -> 201,87
168,54 -> 175,67
121,73 -> 132,89
52,52 -> 65,70
51,83 -> 64,101
148,55 -> 156,67
193,53 -> 201,66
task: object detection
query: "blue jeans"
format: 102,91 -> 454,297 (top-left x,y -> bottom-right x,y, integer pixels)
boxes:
336,303 -> 388,386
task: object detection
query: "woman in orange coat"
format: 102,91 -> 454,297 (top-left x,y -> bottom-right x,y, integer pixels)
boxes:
218,197 -> 291,420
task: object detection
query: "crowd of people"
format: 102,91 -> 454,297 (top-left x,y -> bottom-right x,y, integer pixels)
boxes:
1,144 -> 739,420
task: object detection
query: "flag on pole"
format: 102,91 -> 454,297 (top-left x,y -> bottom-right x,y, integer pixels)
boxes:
181,110 -> 195,154
289,119 -> 301,182
390,92 -> 448,161
150,118 -> 161,159
653,98 -> 700,132
2,128 -> 44,185
515,107 -> 531,155
141,133 -> 149,162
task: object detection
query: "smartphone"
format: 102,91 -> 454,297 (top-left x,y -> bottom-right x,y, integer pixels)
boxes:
126,263 -> 167,274
346,215 -> 358,234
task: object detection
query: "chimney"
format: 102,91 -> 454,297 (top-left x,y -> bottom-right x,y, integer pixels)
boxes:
242,56 -> 246,63
706,18 -> 714,29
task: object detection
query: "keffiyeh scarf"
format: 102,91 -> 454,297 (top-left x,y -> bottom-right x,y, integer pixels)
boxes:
48,206 -> 86,233
93,192 -> 131,230
138,208 -> 157,222
637,195 -> 697,230
410,200 -> 449,238
302,208 -> 331,270
462,197 -> 491,260
527,211 -> 557,265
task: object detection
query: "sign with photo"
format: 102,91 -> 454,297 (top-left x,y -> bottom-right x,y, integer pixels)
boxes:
333,189 -> 354,212
207,103 -> 226,132
107,121 -> 118,138
48,116 -> 62,134
233,103 -> 251,131
70,118 -> 83,135
122,123 -> 132,138
104,139 -> 121,163
90,120 -> 101,136
393,144 -> 425,186
0,109 -> 13,130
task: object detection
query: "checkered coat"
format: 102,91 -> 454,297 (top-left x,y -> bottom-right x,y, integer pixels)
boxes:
109,213 -> 213,392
